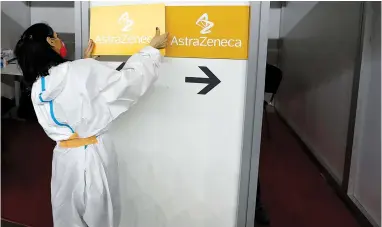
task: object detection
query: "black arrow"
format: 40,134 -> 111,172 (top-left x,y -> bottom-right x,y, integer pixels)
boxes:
185,66 -> 221,95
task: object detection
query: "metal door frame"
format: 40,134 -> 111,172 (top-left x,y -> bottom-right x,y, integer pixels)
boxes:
74,1 -> 89,60
236,2 -> 269,227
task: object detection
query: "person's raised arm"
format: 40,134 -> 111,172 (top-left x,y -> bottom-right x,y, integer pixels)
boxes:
85,27 -> 168,120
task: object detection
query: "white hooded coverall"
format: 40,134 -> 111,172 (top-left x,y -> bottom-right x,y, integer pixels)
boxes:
31,46 -> 161,227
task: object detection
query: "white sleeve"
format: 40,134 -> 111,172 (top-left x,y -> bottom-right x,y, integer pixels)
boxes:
86,46 -> 162,120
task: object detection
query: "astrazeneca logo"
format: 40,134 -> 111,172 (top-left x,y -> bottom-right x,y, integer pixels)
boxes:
94,12 -> 152,45
118,12 -> 134,32
170,12 -> 242,48
196,13 -> 214,35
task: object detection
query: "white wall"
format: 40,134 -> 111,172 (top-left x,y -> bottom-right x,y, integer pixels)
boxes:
1,2 -> 76,99
30,5 -> 74,33
348,2 -> 381,226
1,1 -> 31,99
267,8 -> 281,66
87,2 -> 264,227
1,1 -> 30,49
268,8 -> 281,39
267,3 -> 317,66
279,2 -> 318,38
30,2 -> 75,60
276,2 -> 363,182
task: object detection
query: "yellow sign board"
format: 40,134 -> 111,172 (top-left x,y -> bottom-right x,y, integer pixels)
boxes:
90,4 -> 165,56
165,6 -> 249,60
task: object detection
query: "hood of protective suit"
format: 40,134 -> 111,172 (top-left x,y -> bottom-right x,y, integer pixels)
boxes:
36,62 -> 70,104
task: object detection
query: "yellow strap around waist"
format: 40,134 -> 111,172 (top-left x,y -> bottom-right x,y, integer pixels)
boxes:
59,133 -> 98,148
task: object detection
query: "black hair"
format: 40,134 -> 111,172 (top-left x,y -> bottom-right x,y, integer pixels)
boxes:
14,23 -> 67,85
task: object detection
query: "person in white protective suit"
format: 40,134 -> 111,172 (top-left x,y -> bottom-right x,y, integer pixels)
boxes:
14,23 -> 168,227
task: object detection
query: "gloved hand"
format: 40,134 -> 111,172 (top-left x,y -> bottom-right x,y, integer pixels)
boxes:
150,27 -> 169,49
84,39 -> 99,59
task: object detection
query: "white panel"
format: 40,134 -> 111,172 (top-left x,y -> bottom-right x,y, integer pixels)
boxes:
31,7 -> 74,33
349,2 -> 381,226
110,58 -> 246,227
276,2 -> 363,181
85,1 -> 260,227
